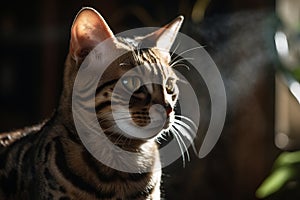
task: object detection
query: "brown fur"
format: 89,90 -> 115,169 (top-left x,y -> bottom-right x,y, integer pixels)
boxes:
0,7 -> 183,200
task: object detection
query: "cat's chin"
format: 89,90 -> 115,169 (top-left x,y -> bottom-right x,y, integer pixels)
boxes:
113,121 -> 163,140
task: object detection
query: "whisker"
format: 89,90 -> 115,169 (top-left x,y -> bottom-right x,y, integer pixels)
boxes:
173,122 -> 195,144
174,115 -> 197,131
173,127 -> 190,163
174,119 -> 196,137
171,127 -> 188,167
170,46 -> 204,65
170,42 -> 181,58
173,63 -> 190,72
170,128 -> 185,165
98,117 -> 132,123
102,126 -> 118,133
170,57 -> 194,68
114,134 -> 125,146
173,121 -> 197,155
172,125 -> 190,158
175,77 -> 189,85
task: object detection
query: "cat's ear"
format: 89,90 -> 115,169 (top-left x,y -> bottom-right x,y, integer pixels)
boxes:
142,16 -> 184,53
70,7 -> 115,62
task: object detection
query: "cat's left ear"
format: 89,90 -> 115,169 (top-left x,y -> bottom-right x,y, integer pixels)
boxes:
70,7 -> 116,62
142,16 -> 184,55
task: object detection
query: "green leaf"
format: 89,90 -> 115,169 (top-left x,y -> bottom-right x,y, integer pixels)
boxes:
256,166 -> 296,198
274,151 -> 300,168
291,67 -> 300,82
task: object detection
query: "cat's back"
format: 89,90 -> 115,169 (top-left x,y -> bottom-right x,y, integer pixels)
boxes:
0,122 -> 46,149
0,121 -> 49,199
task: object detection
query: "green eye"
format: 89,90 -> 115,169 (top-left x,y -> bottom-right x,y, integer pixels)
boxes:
122,76 -> 142,92
165,78 -> 176,94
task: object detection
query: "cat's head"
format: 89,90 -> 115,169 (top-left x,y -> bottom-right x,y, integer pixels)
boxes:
66,7 -> 183,145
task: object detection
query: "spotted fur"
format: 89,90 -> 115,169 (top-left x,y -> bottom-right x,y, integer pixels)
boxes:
0,7 -> 183,200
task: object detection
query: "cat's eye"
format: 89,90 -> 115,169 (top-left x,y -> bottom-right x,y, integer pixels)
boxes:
122,76 -> 142,92
165,78 -> 176,94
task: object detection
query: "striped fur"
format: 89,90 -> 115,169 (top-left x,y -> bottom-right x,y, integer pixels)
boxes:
0,7 -> 183,200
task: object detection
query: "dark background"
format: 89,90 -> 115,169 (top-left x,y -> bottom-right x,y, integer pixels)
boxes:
0,0 -> 278,199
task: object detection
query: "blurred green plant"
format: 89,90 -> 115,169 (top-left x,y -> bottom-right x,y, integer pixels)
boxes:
256,151 -> 300,199
291,68 -> 300,82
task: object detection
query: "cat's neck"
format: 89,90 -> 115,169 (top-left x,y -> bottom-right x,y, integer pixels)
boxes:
51,113 -> 160,175
56,54 -> 79,133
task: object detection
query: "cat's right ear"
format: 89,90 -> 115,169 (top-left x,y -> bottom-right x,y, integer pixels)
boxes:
70,7 -> 115,62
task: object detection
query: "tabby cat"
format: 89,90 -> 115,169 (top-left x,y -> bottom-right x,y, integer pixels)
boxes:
0,7 -> 184,200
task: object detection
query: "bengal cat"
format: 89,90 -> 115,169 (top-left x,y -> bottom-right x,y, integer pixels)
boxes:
0,7 -> 186,200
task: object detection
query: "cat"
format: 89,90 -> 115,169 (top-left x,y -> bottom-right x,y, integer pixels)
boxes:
0,7 -> 185,200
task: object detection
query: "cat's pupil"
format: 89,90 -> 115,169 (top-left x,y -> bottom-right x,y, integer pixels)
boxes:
122,76 -> 142,92
134,85 -> 148,94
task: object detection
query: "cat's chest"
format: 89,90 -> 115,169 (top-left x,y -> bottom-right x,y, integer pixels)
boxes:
38,137 -> 161,200
45,170 -> 161,200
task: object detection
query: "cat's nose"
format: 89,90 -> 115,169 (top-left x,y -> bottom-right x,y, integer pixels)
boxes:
151,97 -> 172,116
164,103 -> 173,116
